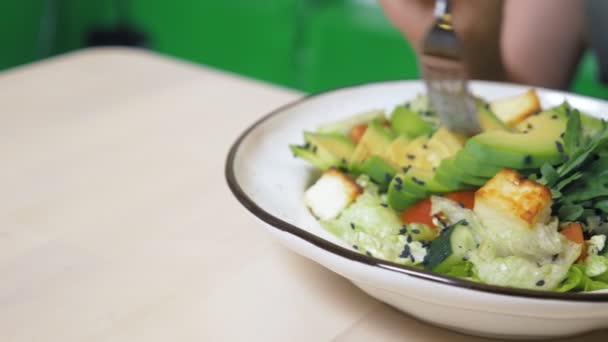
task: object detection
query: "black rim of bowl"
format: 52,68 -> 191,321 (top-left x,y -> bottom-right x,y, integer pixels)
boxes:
225,80 -> 608,302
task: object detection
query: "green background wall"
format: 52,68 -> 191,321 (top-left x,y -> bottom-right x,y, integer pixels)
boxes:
2,0 -> 607,98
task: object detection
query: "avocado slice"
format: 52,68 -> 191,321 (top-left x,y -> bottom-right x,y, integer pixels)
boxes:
580,111 -> 606,138
434,157 -> 487,188
316,109 -> 386,135
351,155 -> 396,192
477,101 -> 510,132
387,135 -> 432,170
463,103 -> 569,169
390,105 -> 436,138
386,128 -> 468,210
387,168 -> 452,211
452,148 -> 503,177
290,132 -> 355,170
349,120 -> 394,165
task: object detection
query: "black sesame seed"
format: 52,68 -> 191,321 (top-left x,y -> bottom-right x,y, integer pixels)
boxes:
458,201 -> 465,208
380,203 -> 388,208
461,220 -> 469,226
555,141 -> 564,153
551,114 -> 558,119
312,145 -> 318,153
536,280 -> 545,286
399,226 -> 408,235
393,183 -> 402,191
412,177 -> 425,186
523,155 -> 533,165
406,235 -> 413,243
560,132 -> 566,138
411,228 -> 421,234
366,251 -> 373,257
350,222 -> 355,230
395,176 -> 403,184
353,245 -> 359,250
409,254 -> 416,262
402,166 -> 411,173
527,123 -> 534,130
552,254 -> 559,262
407,154 -> 416,160
400,245 -> 411,258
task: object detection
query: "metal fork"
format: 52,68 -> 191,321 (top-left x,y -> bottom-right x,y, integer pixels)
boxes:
421,0 -> 481,135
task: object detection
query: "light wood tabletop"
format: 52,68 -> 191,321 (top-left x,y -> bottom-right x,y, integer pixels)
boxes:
1,48 -> 606,341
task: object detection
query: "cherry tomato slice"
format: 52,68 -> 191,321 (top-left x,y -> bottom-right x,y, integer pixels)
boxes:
401,199 -> 434,227
443,190 -> 475,209
349,124 -> 367,144
400,190 -> 476,227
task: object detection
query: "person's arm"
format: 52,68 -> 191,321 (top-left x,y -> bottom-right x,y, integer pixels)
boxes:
502,0 -> 586,89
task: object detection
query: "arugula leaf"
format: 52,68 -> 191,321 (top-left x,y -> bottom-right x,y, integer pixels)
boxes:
563,107 -> 582,153
595,200 -> 608,214
558,205 -> 584,221
539,164 -> 559,187
536,106 -> 608,222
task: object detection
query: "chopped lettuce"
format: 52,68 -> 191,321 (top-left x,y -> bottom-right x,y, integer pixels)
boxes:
470,242 -> 580,290
430,195 -> 581,290
585,235 -> 608,277
556,264 -> 608,292
321,176 -> 427,265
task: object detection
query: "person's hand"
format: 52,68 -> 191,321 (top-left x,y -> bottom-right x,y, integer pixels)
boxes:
379,0 -> 505,81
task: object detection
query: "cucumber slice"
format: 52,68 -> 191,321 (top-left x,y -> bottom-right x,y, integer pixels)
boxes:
424,222 -> 477,274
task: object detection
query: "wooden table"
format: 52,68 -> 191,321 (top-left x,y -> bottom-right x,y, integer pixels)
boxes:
1,48 -> 606,341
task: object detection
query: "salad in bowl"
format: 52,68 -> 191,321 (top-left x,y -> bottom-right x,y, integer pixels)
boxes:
290,89 -> 608,293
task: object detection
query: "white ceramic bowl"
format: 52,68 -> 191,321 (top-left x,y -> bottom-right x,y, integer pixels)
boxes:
225,80 -> 608,339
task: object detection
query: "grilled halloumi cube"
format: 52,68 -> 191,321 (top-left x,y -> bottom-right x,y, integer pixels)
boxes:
490,89 -> 541,126
474,169 -> 552,229
304,168 -> 362,220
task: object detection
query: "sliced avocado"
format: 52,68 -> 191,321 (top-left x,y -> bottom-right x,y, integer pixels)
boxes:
387,136 -> 431,170
433,166 -> 473,191
452,149 -> 503,178
581,112 -> 606,138
390,105 -> 435,138
316,109 -> 386,135
406,94 -> 441,124
434,157 -> 486,188
463,103 -> 569,169
387,184 -> 421,212
387,168 -> 452,211
476,101 -> 510,132
386,127 -> 471,210
349,120 -> 394,165
290,132 -> 355,170
385,135 -> 412,168
351,155 -> 396,192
